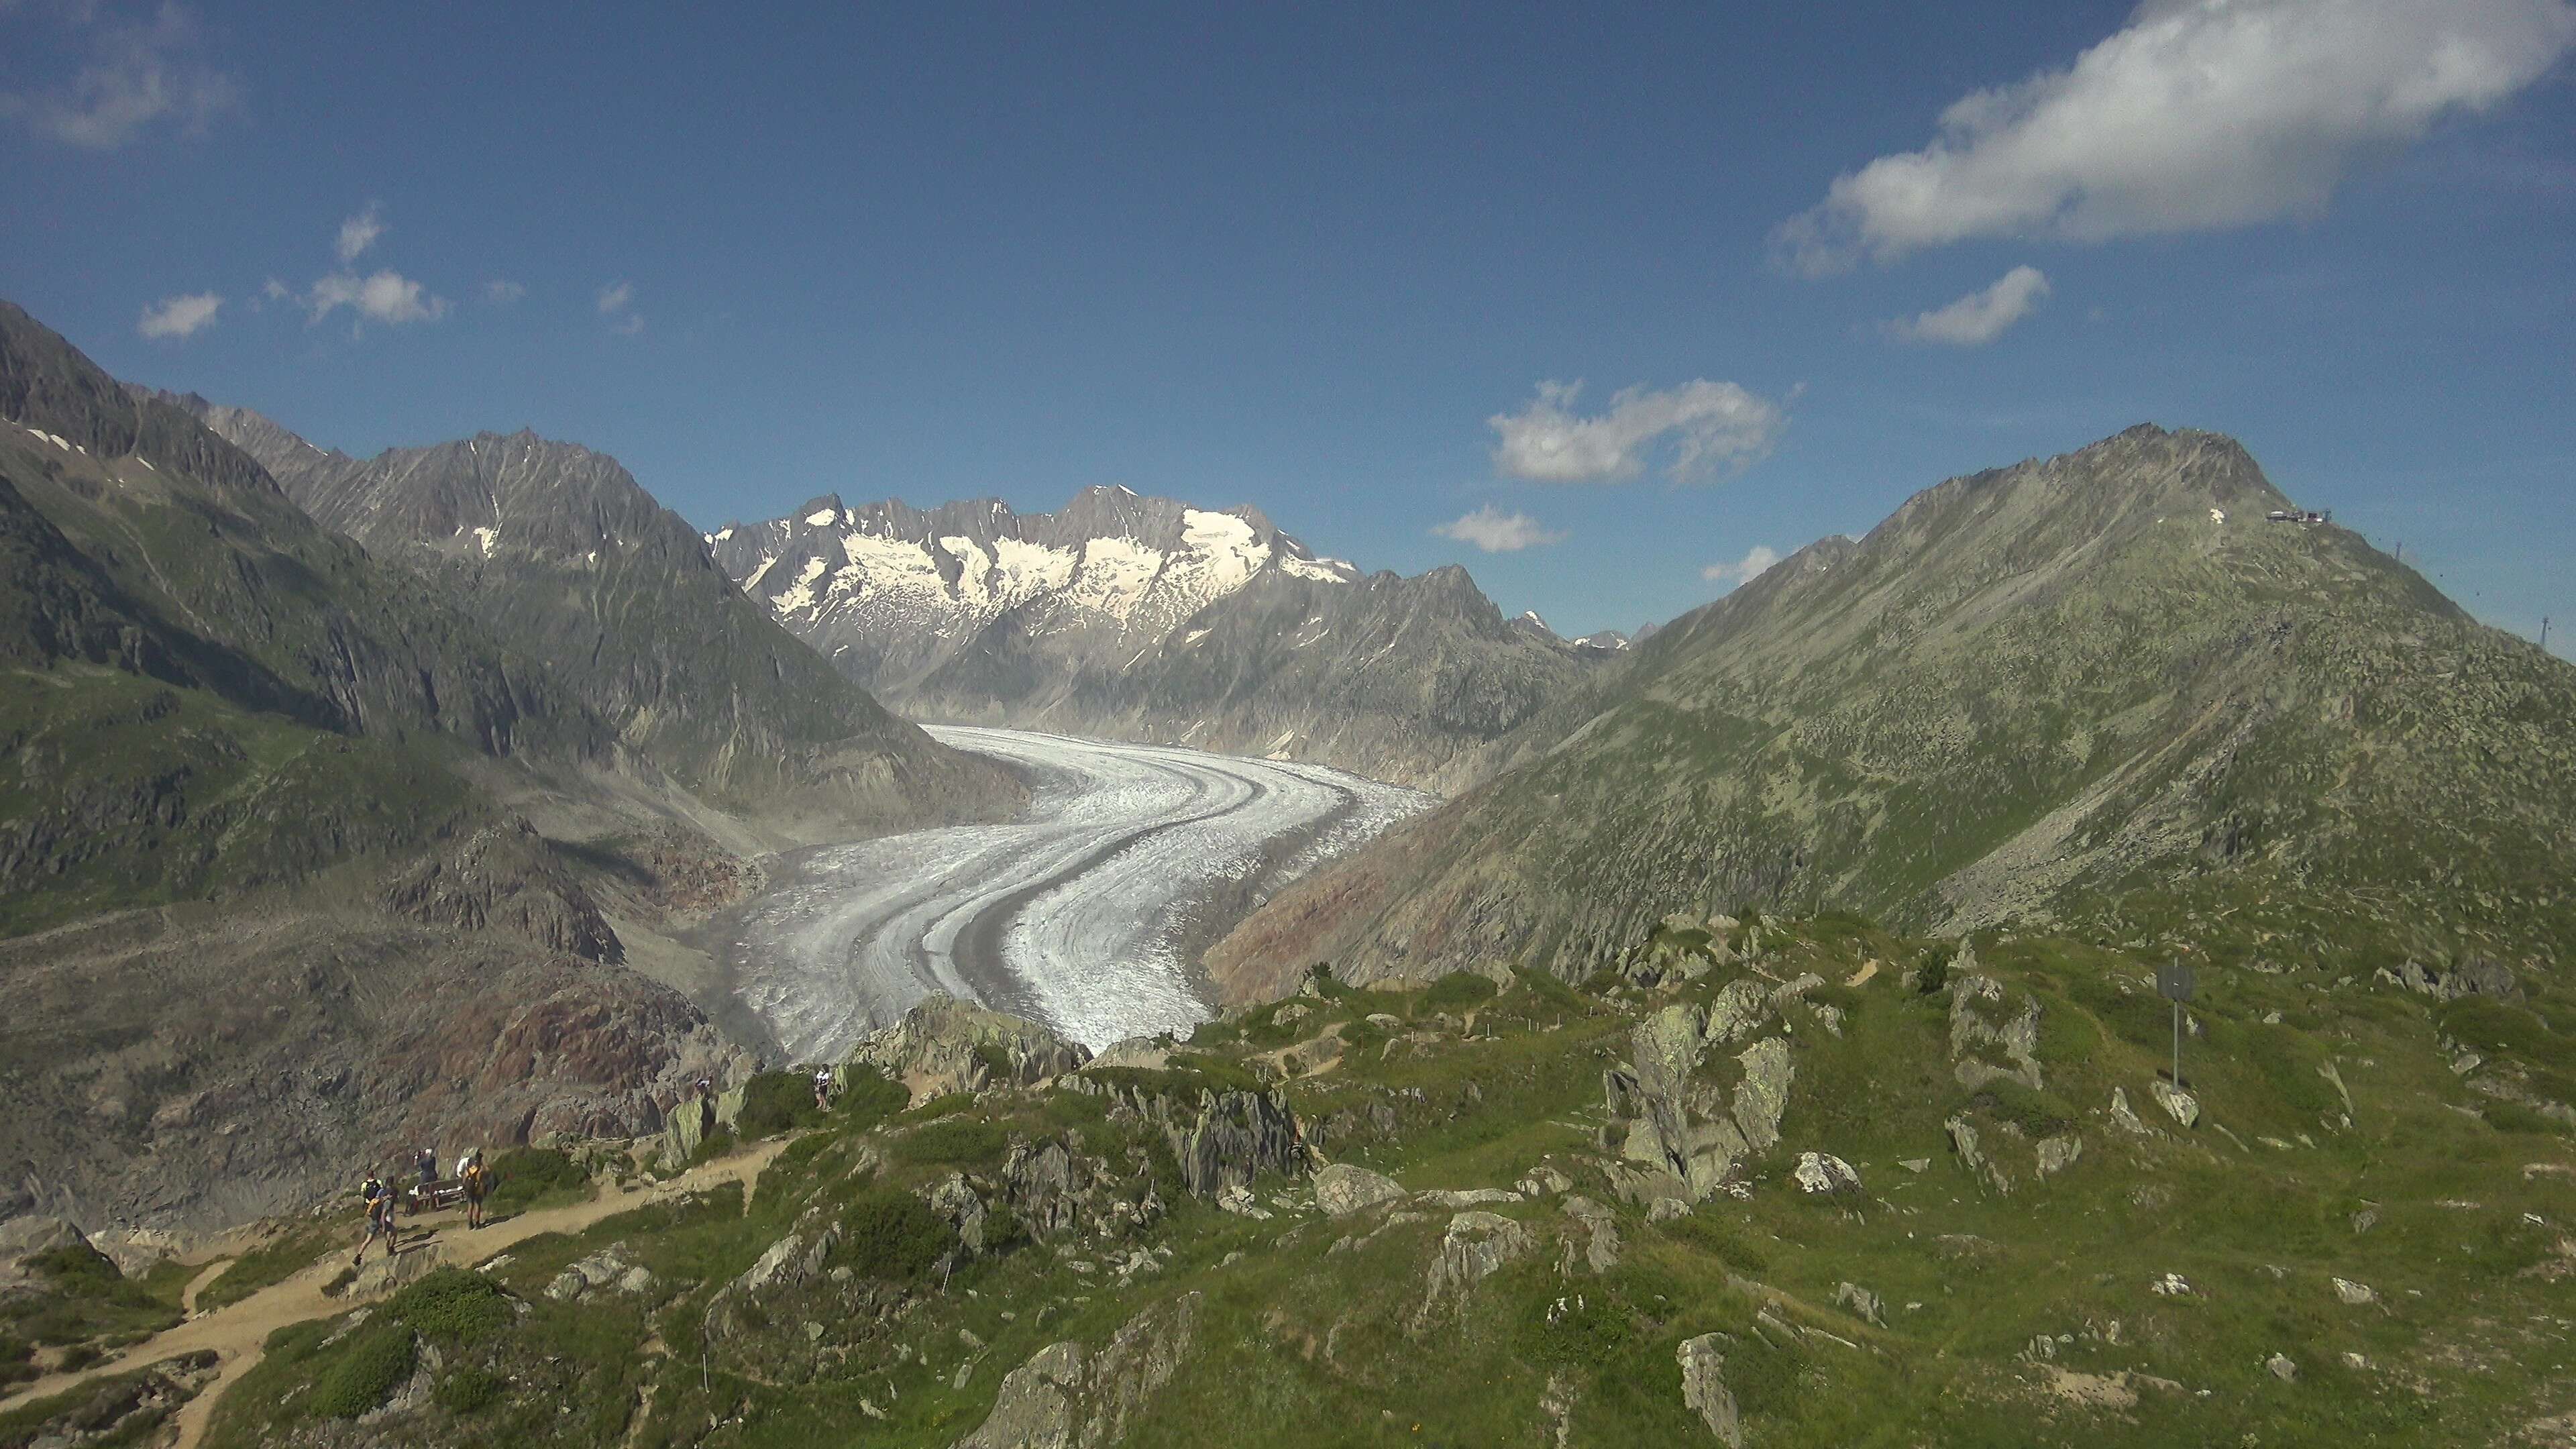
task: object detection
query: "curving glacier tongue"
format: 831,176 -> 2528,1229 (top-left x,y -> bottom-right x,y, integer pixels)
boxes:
720,727 -> 1432,1060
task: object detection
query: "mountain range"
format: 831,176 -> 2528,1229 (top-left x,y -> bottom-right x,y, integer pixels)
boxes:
708,489 -> 1602,790
0,301 -> 1022,1233
1210,423 -> 2576,1000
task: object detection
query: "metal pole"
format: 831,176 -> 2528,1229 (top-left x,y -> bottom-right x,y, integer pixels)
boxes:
2171,999 -> 2181,1088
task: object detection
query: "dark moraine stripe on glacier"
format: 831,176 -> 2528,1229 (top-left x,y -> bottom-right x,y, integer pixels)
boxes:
712,727 -> 1434,1060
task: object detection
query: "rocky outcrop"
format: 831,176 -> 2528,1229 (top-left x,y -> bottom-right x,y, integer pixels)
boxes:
380,820 -> 621,965
1081,1079 -> 1307,1201
849,995 -> 1091,1100
1414,1211 -> 1534,1330
1949,971 -> 2043,1092
1314,1163 -> 1405,1218
2387,956 -> 2522,1003
1601,983 -> 1796,1203
704,1226 -> 841,1342
1560,1196 -> 1621,1275
957,1291 -> 1203,1449
1677,1334 -> 1743,1446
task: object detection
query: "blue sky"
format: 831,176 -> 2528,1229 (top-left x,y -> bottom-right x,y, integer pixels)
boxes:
3,1 -> 2571,648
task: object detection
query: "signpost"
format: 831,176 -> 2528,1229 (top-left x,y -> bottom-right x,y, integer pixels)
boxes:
2157,960 -> 2197,1088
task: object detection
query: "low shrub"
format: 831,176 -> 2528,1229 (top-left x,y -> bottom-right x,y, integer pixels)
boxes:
735,1071 -> 824,1140
309,1319 -> 415,1419
485,1148 -> 588,1216
831,1189 -> 955,1281
436,1364 -> 506,1415
837,1065 -> 909,1127
892,1118 -> 1005,1166
384,1268 -> 513,1344
1422,971 -> 1501,1012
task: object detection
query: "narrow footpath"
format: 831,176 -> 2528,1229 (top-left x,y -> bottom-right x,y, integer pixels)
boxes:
1,1137 -> 791,1448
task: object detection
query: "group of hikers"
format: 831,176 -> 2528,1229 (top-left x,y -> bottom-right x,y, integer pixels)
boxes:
352,1146 -> 496,1268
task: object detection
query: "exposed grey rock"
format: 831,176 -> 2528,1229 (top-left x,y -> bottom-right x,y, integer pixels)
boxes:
1415,1212 -> 1535,1329
1560,1196 -> 1621,1275
1676,1333 -> 1743,1446
1515,1165 -> 1574,1197
1947,1115 -> 2012,1195
1792,1152 -> 1862,1196
932,1173 -> 992,1252
2332,1277 -> 2377,1306
1313,1163 -> 1406,1218
1647,1197 -> 1690,1224
2110,1087 -> 2149,1134
2149,1080 -> 2200,1128
1416,1188 -> 1521,1210
1834,1281 -> 1886,1326
1731,1038 -> 1794,1154
957,1291 -> 1203,1449
1705,980 -> 1772,1044
2266,1352 -> 2298,1383
1950,975 -> 2044,1091
2035,1134 -> 2084,1179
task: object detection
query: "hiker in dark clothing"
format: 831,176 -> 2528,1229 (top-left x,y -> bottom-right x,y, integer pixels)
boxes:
416,1146 -> 439,1203
354,1173 -> 395,1267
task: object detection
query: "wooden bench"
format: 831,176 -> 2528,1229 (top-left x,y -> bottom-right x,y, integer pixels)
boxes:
407,1179 -> 467,1212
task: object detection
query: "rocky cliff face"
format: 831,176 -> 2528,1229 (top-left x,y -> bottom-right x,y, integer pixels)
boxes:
1212,424 -> 2576,997
0,301 -> 761,1232
176,402 -> 1025,841
708,488 -> 1599,790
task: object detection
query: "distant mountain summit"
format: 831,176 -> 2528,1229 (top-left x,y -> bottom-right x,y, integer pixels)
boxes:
1212,423 -> 2576,998
713,488 -> 1601,790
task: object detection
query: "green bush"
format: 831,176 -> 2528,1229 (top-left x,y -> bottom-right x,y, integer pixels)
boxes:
1422,971 -> 1501,1012
309,1319 -> 415,1419
23,1243 -> 122,1293
830,1189 -> 956,1281
384,1268 -> 513,1344
837,1065 -> 910,1127
484,1148 -> 588,1216
436,1364 -> 506,1415
910,1092 -> 975,1120
735,1071 -> 824,1140
893,1118 -> 1005,1166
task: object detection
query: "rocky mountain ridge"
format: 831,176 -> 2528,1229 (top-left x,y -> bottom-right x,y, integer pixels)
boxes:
174,400 -> 1024,842
711,488 -> 1604,790
1210,423 -> 2576,1000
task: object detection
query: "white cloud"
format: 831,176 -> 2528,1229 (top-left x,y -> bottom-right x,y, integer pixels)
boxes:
1431,504 -> 1565,553
137,290 -> 220,339
1489,378 -> 1788,484
260,277 -> 289,302
597,280 -> 643,335
1777,0 -> 2576,274
1702,545 -> 1781,588
335,203 -> 384,264
482,279 -> 525,305
307,270 -> 449,326
0,3 -> 239,150
1887,264 -> 2051,345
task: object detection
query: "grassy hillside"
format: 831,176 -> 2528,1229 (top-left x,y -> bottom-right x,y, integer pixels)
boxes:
15,911 -> 2567,1446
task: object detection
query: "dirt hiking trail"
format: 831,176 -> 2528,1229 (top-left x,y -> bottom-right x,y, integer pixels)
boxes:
1,1137 -> 791,1449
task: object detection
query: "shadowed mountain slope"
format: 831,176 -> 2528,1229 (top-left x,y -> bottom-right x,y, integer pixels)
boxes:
176,402 -> 1023,840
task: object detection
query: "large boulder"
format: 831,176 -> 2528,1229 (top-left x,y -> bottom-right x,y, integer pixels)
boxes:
1677,1334 -> 1743,1446
957,1292 -> 1203,1449
1313,1163 -> 1405,1218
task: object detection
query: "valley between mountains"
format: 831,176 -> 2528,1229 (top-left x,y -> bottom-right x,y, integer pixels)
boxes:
5,292 -> 2575,1447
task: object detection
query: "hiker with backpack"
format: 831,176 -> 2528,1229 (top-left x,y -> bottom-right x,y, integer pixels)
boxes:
814,1066 -> 834,1112
457,1148 -> 492,1230
354,1171 -> 396,1267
